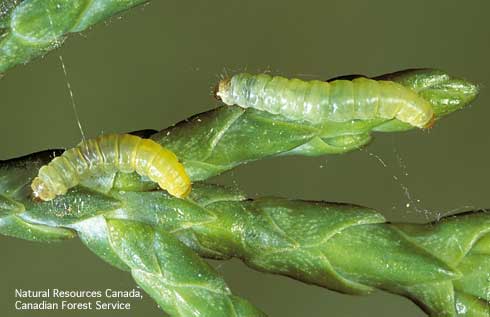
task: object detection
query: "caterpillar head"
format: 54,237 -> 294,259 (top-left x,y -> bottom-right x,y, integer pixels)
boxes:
214,78 -> 232,104
31,177 -> 55,201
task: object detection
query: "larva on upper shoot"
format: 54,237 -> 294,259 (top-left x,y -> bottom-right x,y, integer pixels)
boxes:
215,73 -> 435,128
31,134 -> 191,201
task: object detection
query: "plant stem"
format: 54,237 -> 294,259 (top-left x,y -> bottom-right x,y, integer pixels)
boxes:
0,0 -> 148,72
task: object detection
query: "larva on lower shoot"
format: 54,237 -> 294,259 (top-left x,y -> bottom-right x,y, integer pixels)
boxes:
31,134 -> 191,201
215,73 -> 435,128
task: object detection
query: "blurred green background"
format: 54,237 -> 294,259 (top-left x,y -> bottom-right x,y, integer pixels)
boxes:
0,0 -> 489,316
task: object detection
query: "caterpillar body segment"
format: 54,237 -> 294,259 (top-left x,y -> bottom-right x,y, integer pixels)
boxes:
216,73 -> 434,128
31,134 -> 191,201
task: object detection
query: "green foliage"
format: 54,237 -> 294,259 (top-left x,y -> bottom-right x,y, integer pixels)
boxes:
0,0 -> 147,72
0,67 -> 485,316
154,69 -> 478,181
1,151 -> 489,316
0,2 -> 485,316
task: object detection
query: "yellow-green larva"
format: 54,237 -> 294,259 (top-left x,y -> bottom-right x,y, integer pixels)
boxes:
31,134 -> 191,201
215,73 -> 435,128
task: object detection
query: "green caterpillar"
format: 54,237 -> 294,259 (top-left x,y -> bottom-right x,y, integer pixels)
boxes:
31,134 -> 191,201
215,73 -> 435,128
